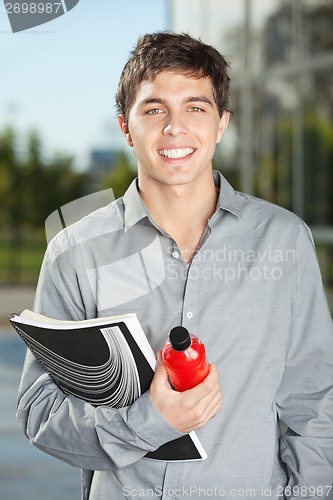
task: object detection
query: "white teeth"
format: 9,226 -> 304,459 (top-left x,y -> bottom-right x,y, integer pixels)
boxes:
159,148 -> 194,159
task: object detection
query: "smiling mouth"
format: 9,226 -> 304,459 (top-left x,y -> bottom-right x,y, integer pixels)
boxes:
158,148 -> 195,159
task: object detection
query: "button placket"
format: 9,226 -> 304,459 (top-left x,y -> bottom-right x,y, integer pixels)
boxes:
181,259 -> 199,332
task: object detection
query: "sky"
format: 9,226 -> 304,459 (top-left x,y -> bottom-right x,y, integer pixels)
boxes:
1,0 -> 277,170
1,0 -> 168,168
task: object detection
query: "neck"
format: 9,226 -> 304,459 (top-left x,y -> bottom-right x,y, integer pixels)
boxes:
138,172 -> 218,262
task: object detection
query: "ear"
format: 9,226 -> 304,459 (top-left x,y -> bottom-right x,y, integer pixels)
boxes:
118,114 -> 133,147
216,111 -> 230,144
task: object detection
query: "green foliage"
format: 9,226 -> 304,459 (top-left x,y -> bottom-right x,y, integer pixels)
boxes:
0,127 -> 21,226
254,112 -> 333,225
0,127 -> 89,284
0,228 -> 45,285
303,114 -> 333,224
0,127 -> 88,228
102,151 -> 137,199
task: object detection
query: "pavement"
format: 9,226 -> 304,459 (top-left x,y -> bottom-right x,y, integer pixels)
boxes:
0,286 -> 81,500
0,285 -> 36,326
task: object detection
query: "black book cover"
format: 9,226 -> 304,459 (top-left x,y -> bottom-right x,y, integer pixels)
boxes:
9,310 -> 207,462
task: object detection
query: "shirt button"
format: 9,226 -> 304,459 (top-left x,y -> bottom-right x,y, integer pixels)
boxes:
187,310 -> 193,319
172,251 -> 180,259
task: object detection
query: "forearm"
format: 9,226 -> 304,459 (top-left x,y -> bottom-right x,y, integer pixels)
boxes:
17,351 -> 183,470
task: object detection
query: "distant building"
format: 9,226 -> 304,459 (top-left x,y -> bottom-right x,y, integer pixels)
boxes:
88,149 -> 121,189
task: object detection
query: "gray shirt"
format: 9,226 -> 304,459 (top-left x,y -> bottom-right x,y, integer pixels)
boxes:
17,171 -> 333,500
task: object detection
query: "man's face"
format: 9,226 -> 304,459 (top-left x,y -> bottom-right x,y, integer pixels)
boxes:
119,71 -> 229,190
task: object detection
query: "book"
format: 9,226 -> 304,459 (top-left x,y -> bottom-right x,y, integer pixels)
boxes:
9,309 -> 207,462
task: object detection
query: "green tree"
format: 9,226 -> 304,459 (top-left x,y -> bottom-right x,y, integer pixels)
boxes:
0,127 -> 23,227
0,127 -> 25,281
102,151 -> 137,199
0,127 -> 89,228
44,152 -> 88,221
22,130 -> 47,226
303,114 -> 333,225
0,126 -> 89,283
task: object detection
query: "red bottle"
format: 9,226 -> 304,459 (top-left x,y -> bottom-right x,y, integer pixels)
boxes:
161,326 -> 209,392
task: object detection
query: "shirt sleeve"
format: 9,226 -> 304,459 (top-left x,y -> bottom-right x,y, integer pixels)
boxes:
16,243 -> 184,471
275,225 -> 333,500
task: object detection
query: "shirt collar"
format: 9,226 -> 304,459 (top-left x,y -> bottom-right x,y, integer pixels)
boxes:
123,170 -> 243,231
213,170 -> 243,220
123,178 -> 149,231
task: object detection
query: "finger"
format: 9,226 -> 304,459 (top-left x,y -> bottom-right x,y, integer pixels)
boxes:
183,363 -> 220,400
154,363 -> 168,383
203,387 -> 223,419
191,389 -> 223,429
150,358 -> 173,392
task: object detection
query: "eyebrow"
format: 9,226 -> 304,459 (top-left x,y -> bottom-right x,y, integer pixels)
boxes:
139,96 -> 214,107
184,96 -> 214,106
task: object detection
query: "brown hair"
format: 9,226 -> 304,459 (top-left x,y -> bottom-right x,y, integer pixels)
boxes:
115,31 -> 231,121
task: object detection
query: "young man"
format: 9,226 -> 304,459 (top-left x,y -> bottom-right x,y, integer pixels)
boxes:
17,32 -> 333,499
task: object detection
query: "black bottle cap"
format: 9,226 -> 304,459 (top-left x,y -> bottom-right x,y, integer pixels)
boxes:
169,326 -> 191,351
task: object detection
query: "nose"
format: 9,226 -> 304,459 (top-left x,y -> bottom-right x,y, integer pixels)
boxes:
162,112 -> 188,136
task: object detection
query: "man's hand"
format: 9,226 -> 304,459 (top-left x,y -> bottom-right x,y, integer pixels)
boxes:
149,359 -> 223,434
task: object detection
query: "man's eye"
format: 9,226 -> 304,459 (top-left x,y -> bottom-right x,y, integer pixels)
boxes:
188,106 -> 203,112
146,108 -> 163,115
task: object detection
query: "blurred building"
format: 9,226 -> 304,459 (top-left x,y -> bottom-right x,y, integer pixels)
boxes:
88,149 -> 121,190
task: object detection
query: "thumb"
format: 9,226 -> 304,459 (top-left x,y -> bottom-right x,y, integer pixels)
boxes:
149,353 -> 175,408
152,353 -> 170,385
